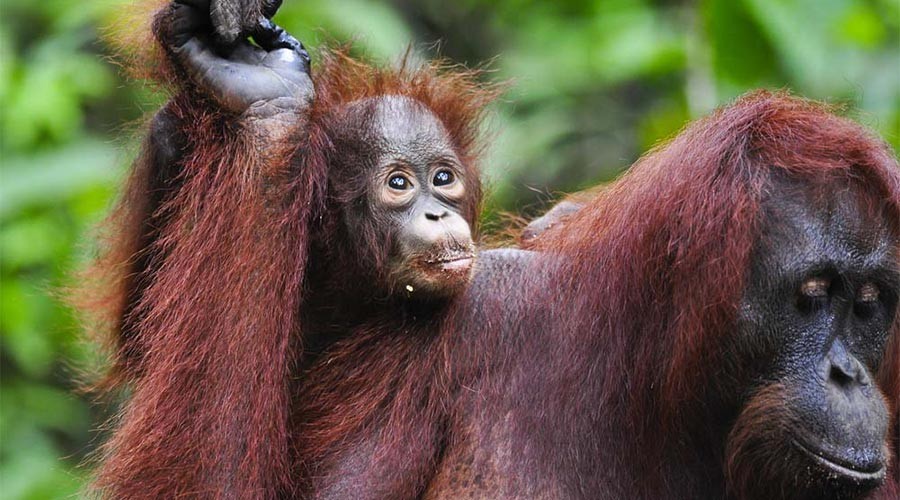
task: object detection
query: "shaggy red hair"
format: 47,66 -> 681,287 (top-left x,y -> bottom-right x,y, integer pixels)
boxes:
524,90 -> 900,496
291,91 -> 900,498
81,4 -> 497,497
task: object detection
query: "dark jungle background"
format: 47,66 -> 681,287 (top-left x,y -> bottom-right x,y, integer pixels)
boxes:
1,0 -> 897,497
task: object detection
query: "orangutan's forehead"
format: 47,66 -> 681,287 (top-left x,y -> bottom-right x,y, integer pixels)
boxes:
759,176 -> 898,271
346,95 -> 452,147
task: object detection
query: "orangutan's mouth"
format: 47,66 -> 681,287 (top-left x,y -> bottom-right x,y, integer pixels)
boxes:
424,251 -> 475,271
791,437 -> 885,483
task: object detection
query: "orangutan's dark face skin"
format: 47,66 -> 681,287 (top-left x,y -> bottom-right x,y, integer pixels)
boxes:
726,176 -> 898,500
335,96 -> 476,299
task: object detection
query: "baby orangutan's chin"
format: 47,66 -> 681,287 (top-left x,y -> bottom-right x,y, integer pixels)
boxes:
389,248 -> 476,300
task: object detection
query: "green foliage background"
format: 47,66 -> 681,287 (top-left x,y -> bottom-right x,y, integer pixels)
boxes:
1,0 -> 897,497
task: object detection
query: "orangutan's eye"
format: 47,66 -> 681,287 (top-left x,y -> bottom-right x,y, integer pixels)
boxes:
388,174 -> 411,190
433,169 -> 455,187
800,277 -> 830,299
857,283 -> 879,303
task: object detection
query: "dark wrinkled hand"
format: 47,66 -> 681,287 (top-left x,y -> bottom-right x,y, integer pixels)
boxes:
173,0 -> 281,44
165,0 -> 312,115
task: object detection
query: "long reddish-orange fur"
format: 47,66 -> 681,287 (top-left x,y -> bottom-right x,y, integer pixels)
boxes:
79,3 -> 497,498
294,91 -> 900,498
522,90 -> 900,497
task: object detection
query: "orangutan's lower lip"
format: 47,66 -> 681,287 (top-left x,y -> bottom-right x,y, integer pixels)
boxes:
424,253 -> 474,271
438,257 -> 473,271
791,438 -> 885,481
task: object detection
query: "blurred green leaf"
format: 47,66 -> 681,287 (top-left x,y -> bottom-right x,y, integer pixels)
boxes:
0,427 -> 86,500
838,3 -> 887,47
704,0 -> 780,93
276,0 -> 414,60
1,34 -> 115,151
0,140 -> 121,219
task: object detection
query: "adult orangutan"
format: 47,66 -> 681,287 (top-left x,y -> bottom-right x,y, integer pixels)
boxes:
295,92 -> 900,500
83,0 -> 494,497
